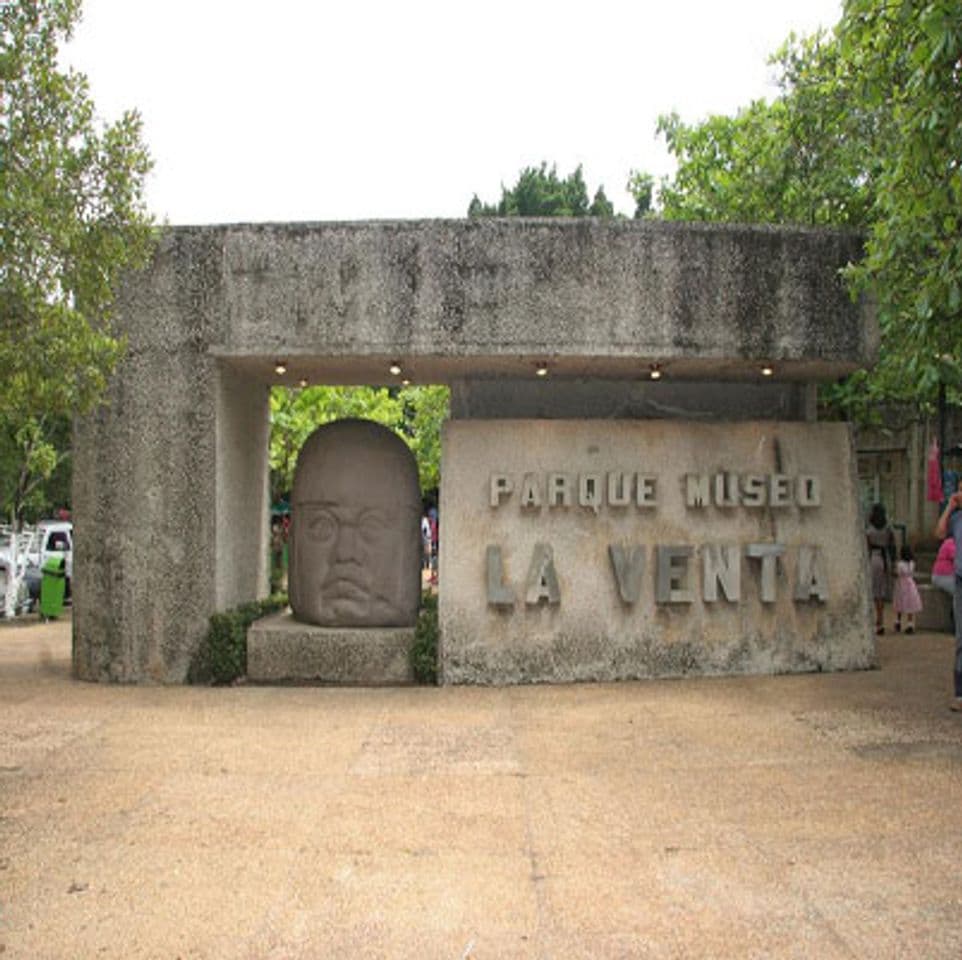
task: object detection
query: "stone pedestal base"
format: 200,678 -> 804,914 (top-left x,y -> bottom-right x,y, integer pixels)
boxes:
247,612 -> 415,684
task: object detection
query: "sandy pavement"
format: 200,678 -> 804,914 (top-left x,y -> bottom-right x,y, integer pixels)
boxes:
1,613 -> 961,959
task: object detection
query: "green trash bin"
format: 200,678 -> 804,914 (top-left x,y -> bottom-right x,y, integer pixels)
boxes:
40,555 -> 67,620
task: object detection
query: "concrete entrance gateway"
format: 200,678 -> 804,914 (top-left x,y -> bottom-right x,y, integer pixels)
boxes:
72,219 -> 877,684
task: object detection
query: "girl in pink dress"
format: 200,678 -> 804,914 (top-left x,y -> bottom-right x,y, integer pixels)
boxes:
893,544 -> 923,634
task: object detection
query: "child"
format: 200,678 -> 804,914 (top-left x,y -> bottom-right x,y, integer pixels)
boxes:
893,544 -> 923,634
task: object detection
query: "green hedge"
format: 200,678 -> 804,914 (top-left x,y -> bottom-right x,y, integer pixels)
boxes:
189,594 -> 288,685
410,591 -> 439,685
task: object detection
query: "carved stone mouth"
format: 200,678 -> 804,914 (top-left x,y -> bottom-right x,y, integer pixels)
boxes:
324,578 -> 369,602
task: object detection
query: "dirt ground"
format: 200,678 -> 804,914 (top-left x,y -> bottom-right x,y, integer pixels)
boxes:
1,613 -> 961,959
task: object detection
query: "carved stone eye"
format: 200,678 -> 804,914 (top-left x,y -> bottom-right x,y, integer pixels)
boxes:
358,511 -> 382,541
308,510 -> 338,545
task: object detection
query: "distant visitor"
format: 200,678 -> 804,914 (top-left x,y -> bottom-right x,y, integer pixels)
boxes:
289,419 -> 421,628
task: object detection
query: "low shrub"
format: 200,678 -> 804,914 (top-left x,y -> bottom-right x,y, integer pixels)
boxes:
410,590 -> 439,685
189,593 -> 287,685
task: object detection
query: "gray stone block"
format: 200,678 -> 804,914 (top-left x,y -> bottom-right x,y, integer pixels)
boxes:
439,419 -> 874,684
246,612 -> 415,684
213,219 -> 875,381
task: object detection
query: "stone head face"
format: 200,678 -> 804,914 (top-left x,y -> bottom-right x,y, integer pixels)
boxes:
289,419 -> 421,628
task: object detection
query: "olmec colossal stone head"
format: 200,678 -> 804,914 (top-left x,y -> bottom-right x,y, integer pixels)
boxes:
289,419 -> 421,628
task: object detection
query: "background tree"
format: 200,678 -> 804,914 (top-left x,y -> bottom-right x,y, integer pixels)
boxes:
269,385 -> 448,504
0,0 -> 154,525
399,384 -> 447,493
627,171 -> 655,219
839,0 -> 962,415
637,8 -> 962,422
468,163 -> 615,218
0,415 -> 71,525
650,33 -> 876,229
589,186 -> 614,218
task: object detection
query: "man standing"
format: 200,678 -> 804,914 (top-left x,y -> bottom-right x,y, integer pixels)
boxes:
934,479 -> 962,712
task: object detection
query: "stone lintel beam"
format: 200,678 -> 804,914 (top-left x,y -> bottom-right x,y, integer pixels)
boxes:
123,219 -> 875,385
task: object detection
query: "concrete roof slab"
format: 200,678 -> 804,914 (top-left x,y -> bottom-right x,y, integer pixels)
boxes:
123,219 -> 876,385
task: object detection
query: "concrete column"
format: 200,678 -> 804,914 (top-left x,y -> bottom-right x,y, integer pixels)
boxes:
72,229 -> 228,682
72,350 -> 219,682
215,364 -> 270,610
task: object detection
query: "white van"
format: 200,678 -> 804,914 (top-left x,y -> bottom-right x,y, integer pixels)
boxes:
26,521 -> 73,599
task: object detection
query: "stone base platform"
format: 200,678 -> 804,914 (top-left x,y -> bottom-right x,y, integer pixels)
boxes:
247,612 -> 415,684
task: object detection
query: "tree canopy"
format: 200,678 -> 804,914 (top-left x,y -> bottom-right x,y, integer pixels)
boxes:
840,0 -> 962,411
0,414 -> 71,526
1,0 -> 154,523
269,385 -> 448,504
469,163 -> 615,218
637,1 -> 962,421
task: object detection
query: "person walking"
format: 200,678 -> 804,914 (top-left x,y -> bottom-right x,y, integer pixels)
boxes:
866,503 -> 896,635
893,544 -> 922,635
934,480 -> 962,712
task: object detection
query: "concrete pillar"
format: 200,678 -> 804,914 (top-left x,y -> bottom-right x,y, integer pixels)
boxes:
215,364 -> 270,610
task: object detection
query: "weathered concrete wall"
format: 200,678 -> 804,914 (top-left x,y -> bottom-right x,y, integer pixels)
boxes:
439,420 -> 874,684
213,220 -> 872,370
73,230 -> 261,683
450,378 -> 818,421
199,219 -> 873,383
73,219 -> 877,683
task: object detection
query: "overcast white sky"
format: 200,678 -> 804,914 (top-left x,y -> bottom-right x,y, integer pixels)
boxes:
64,0 -> 842,225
